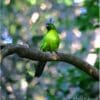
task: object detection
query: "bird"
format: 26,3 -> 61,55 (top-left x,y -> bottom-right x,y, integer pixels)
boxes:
35,18 -> 60,77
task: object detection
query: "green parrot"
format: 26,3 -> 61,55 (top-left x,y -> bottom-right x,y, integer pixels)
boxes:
35,20 -> 60,77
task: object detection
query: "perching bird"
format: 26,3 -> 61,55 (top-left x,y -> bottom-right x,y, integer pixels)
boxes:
35,19 -> 60,77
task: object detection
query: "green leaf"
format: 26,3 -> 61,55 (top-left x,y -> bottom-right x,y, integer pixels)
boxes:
64,0 -> 73,6
27,0 -> 36,5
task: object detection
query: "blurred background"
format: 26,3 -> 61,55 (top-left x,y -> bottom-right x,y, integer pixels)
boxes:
0,0 -> 99,100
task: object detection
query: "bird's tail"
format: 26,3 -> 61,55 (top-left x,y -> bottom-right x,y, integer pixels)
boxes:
35,61 -> 46,77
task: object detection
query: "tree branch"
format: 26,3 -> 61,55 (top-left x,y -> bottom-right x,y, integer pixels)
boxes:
0,44 -> 99,80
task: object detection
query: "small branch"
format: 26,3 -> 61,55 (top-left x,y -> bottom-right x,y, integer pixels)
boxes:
0,44 -> 99,80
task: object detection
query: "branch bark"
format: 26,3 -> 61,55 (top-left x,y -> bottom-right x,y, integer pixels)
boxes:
0,44 -> 99,81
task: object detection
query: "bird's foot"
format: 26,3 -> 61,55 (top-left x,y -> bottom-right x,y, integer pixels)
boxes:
51,51 -> 58,60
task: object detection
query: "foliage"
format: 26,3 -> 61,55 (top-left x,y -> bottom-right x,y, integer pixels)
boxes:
76,0 -> 99,31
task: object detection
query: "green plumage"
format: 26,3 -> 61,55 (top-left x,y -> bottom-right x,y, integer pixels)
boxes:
40,29 -> 60,52
35,23 -> 60,77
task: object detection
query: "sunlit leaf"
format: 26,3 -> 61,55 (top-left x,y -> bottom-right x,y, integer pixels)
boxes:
27,0 -> 36,5
64,0 -> 73,6
10,24 -> 16,35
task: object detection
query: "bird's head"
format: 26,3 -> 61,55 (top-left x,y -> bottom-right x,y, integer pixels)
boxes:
46,18 -> 56,31
46,23 -> 56,31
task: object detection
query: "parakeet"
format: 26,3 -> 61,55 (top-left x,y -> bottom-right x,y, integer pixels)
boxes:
35,19 -> 60,77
